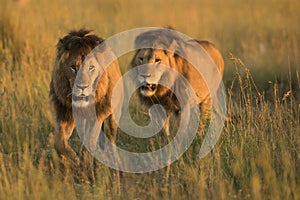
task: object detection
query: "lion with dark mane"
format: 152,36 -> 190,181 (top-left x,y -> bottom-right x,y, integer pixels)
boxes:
50,29 -> 121,164
130,28 -> 224,136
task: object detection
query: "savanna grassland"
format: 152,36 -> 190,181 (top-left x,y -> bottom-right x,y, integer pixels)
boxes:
0,0 -> 300,199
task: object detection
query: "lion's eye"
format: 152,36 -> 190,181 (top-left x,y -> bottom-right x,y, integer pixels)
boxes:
155,58 -> 161,64
138,57 -> 143,64
70,65 -> 77,73
89,65 -> 95,72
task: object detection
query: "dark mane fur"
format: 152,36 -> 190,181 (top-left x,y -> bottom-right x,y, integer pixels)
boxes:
57,29 -> 103,56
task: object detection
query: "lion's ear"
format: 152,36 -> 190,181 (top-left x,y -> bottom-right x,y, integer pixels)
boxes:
57,38 -> 71,51
57,38 -> 66,51
168,40 -> 178,56
59,38 -> 64,44
57,38 -> 66,48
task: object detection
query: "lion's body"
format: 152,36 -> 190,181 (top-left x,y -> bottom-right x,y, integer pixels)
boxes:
130,29 -> 224,135
50,29 -> 121,164
181,39 -> 224,106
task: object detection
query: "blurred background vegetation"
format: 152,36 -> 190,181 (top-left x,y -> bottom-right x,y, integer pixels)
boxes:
0,0 -> 299,199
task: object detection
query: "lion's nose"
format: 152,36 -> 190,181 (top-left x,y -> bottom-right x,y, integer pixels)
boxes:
77,84 -> 89,90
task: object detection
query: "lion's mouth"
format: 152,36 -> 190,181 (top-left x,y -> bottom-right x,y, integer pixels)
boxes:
72,94 -> 91,107
141,83 -> 157,91
140,83 -> 157,96
72,95 -> 89,102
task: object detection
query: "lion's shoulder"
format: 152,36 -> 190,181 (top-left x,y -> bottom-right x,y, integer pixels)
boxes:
185,40 -> 224,75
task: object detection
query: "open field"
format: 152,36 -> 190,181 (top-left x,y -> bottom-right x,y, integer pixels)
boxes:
0,0 -> 299,199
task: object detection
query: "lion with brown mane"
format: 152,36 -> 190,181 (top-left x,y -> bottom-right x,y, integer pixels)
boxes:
50,29 -> 122,165
130,28 -> 224,136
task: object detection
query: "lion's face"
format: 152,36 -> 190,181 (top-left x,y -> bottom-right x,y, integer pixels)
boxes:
133,48 -> 176,97
63,54 -> 86,92
72,53 -> 100,107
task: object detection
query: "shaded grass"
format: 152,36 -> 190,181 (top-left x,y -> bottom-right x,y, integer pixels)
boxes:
0,0 -> 300,199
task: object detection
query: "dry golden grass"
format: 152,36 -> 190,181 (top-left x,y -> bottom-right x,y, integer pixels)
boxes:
0,0 -> 299,199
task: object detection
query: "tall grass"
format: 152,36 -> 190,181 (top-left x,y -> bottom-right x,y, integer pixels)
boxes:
0,0 -> 299,199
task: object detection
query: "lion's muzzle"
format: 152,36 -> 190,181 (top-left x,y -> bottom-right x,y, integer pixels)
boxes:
72,84 -> 92,107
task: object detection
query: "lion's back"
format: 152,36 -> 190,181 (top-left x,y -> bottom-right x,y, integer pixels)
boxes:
183,40 -> 224,103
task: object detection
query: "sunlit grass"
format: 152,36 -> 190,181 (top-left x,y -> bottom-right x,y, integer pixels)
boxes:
0,0 -> 299,199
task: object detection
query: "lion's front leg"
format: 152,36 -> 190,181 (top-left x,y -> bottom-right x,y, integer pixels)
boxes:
198,97 -> 213,136
106,114 -> 118,144
149,106 -> 171,137
54,119 -> 79,165
79,112 -> 116,153
82,117 -> 103,153
162,114 -> 171,138
96,114 -> 117,150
